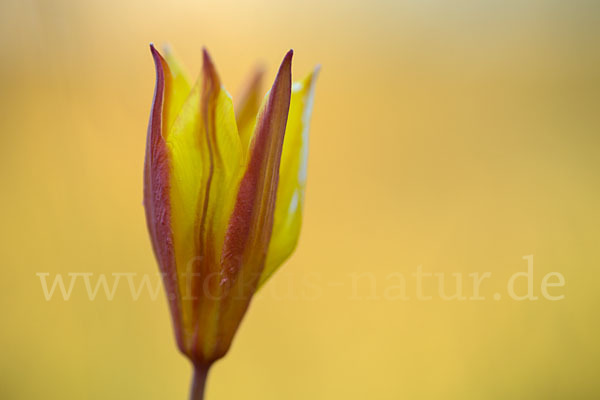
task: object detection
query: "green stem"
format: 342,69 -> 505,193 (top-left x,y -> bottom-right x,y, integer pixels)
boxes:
189,363 -> 210,400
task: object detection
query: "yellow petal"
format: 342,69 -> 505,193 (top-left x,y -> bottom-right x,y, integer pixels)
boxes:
259,66 -> 320,287
160,44 -> 193,135
234,67 -> 265,153
166,49 -> 244,355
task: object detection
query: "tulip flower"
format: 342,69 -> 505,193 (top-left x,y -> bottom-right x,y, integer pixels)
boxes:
143,44 -> 318,399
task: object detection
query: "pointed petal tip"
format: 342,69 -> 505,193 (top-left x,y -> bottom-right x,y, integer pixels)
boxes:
161,42 -> 173,55
304,64 -> 321,84
314,64 -> 322,76
245,65 -> 267,92
264,50 -> 293,105
150,44 -> 164,69
311,65 -> 321,86
202,47 -> 219,83
274,50 -> 293,83
150,43 -> 166,62
254,64 -> 267,78
245,65 -> 267,91
283,49 -> 294,66
202,47 -> 213,65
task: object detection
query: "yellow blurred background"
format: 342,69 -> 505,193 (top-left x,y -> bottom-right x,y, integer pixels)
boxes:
1,0 -> 599,398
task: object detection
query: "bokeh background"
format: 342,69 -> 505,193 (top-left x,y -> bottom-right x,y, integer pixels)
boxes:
1,0 -> 599,398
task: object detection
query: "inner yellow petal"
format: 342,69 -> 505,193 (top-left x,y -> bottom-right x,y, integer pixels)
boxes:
259,66 -> 319,287
162,45 -> 192,135
166,64 -> 243,347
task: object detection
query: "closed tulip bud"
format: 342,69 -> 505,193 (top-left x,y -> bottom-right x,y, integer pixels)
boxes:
144,44 -> 318,399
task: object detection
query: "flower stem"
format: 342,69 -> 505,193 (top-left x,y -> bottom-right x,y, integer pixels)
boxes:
189,363 -> 210,400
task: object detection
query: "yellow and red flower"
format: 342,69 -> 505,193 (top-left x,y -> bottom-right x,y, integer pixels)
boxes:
143,44 -> 318,395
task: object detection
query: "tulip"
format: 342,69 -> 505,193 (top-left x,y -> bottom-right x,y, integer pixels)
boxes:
143,44 -> 318,399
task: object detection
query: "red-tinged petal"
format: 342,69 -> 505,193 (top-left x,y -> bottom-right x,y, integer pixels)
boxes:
144,44 -> 183,350
216,50 -> 293,347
